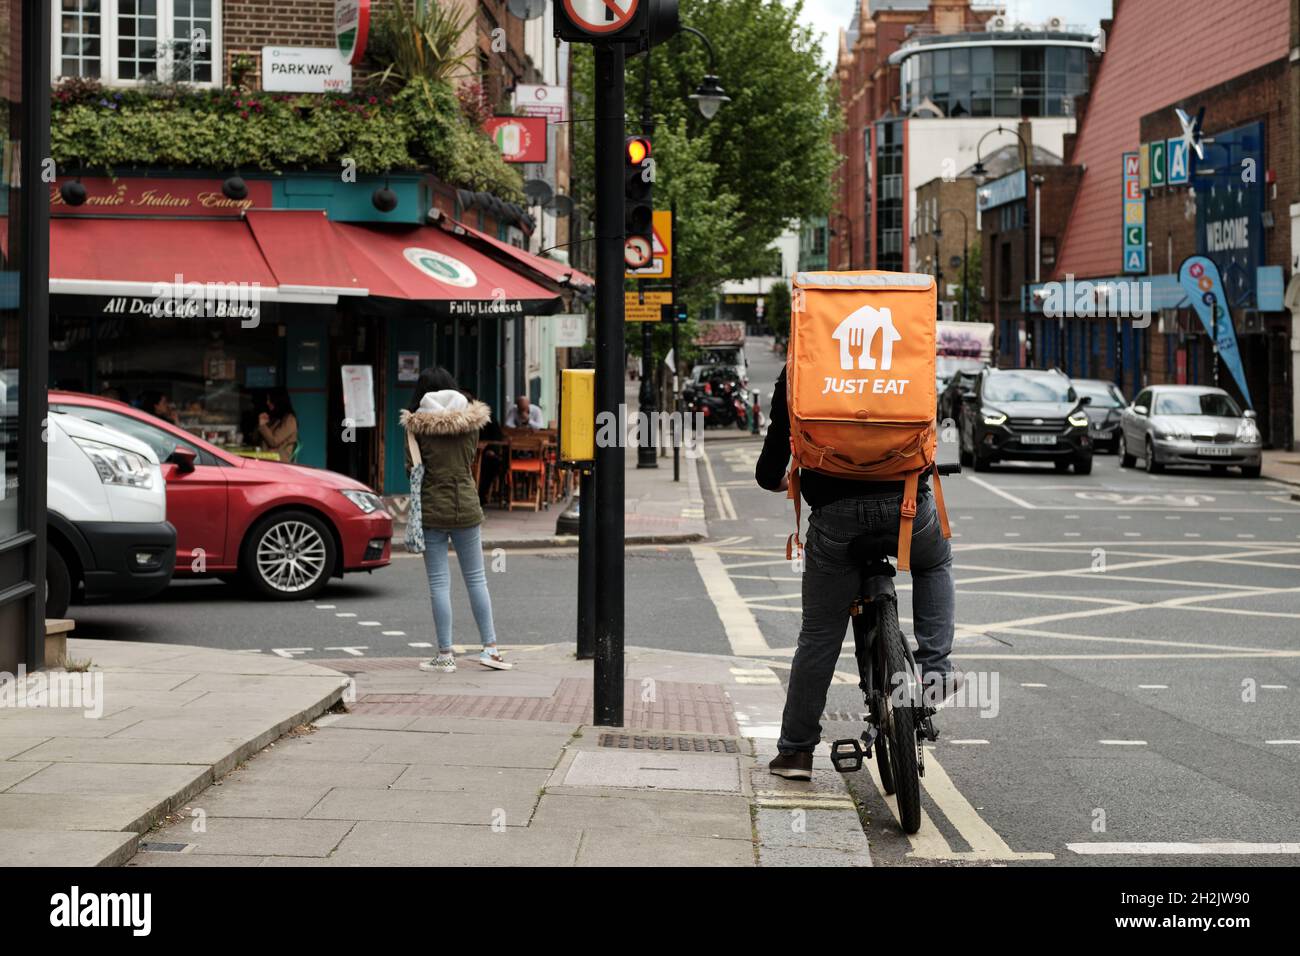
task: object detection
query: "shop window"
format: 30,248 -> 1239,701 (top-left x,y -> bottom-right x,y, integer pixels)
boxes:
54,0 -> 220,86
999,240 -> 1012,298
1041,237 -> 1057,270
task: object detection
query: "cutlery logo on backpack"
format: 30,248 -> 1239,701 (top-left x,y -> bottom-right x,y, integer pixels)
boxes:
832,304 -> 901,371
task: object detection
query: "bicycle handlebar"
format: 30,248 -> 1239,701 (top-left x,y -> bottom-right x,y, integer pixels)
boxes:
936,462 -> 962,476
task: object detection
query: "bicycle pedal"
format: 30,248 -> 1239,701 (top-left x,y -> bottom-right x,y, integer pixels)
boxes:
830,738 -> 864,773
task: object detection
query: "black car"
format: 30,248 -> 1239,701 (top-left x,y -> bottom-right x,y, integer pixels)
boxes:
1071,378 -> 1127,453
938,368 -> 983,428
958,368 -> 1094,474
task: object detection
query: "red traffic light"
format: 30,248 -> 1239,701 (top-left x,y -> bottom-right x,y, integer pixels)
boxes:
625,136 -> 651,166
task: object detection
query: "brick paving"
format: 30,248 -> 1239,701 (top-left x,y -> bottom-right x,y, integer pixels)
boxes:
322,665 -> 740,735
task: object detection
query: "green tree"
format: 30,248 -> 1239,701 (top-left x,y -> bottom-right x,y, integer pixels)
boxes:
765,279 -> 791,339
572,0 -> 840,318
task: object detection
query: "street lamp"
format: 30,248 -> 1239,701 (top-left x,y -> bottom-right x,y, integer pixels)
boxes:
829,211 -> 853,269
681,26 -> 731,120
938,207 -> 970,322
972,124 -> 1034,366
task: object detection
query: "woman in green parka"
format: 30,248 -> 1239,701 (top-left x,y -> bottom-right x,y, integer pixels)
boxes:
401,367 -> 510,673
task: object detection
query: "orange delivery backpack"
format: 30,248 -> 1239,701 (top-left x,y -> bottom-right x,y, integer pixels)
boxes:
785,270 -> 950,572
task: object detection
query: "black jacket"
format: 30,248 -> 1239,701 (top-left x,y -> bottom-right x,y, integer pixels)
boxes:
755,365 -> 925,508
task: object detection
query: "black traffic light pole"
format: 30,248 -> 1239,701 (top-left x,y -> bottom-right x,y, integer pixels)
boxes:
592,43 -> 626,727
637,52 -> 658,469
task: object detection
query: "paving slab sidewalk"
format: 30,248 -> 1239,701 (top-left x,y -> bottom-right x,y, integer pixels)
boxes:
127,643 -> 871,868
0,641 -> 349,867
1262,449 -> 1300,489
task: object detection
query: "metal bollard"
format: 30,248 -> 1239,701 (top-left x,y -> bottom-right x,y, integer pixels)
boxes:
751,389 -> 761,435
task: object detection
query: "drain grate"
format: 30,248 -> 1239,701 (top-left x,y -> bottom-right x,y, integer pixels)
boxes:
598,733 -> 740,754
138,842 -> 191,853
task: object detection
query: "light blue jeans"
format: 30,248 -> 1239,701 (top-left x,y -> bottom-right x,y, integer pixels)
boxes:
422,525 -> 497,653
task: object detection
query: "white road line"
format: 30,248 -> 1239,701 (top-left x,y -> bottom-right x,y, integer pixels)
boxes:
358,621 -> 382,626
1020,683 -> 1048,688
1261,684 -> 1289,690
966,475 -> 1036,509
382,631 -> 407,636
315,605 -> 336,610
1068,842 -> 1300,856
408,642 -> 432,648
324,646 -> 368,656
1098,739 -> 1147,745
690,545 -> 770,655
947,739 -> 989,745
335,613 -> 356,618
1264,740 -> 1300,745
1138,684 -> 1168,689
699,447 -> 738,521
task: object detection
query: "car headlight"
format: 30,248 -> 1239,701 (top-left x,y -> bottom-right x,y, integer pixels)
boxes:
982,410 -> 1007,426
73,438 -> 154,489
341,489 -> 387,515
1068,412 -> 1090,428
1158,425 -> 1189,440
1236,418 -> 1261,443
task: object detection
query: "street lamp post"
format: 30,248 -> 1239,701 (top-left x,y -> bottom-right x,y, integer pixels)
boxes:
830,212 -> 853,269
937,207 -> 969,322
971,125 -> 1034,367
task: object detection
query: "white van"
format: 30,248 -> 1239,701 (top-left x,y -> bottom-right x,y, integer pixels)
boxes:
45,411 -> 176,619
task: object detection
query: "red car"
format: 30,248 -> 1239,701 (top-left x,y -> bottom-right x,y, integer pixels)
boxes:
50,391 -> 392,601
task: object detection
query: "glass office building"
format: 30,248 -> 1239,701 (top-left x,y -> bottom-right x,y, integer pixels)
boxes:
897,31 -> 1095,119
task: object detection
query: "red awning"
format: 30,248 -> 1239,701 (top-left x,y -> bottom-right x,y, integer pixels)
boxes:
245,209 -> 368,297
450,220 -> 593,289
332,222 -> 561,310
50,217 -> 279,295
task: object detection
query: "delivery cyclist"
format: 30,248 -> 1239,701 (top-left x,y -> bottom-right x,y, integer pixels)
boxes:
755,364 -> 957,780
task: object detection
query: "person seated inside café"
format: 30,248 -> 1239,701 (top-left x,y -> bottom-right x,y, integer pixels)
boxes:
465,391 -> 505,505
137,390 -> 179,425
504,394 -> 544,430
257,388 -> 300,463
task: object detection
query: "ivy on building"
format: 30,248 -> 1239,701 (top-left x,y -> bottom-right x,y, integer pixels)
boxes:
50,77 -> 523,201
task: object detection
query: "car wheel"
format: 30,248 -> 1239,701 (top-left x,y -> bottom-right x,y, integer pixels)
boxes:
973,450 -> 992,472
1144,438 -> 1163,474
1074,455 -> 1093,476
959,438 -> 973,467
46,545 -> 74,620
1240,465 -> 1261,479
1118,433 -> 1136,468
242,510 -> 337,601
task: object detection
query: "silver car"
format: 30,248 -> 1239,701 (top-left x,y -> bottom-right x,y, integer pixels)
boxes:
1118,385 -> 1262,477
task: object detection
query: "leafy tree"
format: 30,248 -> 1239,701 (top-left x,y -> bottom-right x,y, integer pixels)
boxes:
765,279 -> 791,339
571,0 -> 840,319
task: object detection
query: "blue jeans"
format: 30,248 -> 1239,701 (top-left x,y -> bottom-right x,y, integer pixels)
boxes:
422,525 -> 497,653
778,490 -> 955,754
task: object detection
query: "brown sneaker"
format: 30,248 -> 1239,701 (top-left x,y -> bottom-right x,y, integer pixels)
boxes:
768,751 -> 813,780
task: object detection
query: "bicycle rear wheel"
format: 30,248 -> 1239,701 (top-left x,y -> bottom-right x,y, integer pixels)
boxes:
879,599 -> 922,834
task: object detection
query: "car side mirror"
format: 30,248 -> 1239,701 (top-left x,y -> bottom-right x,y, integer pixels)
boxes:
167,447 -> 197,474
1080,396 -> 1092,406
1243,409 -> 1257,420
1133,404 -> 1149,417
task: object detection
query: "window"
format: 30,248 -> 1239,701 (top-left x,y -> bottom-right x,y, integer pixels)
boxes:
51,405 -> 219,466
53,0 -> 220,85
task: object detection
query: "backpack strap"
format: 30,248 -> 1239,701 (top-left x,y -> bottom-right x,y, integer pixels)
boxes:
896,470 -> 920,572
785,466 -> 802,562
931,461 -> 952,540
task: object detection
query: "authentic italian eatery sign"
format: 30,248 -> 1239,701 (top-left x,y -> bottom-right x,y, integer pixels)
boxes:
50,177 -> 273,216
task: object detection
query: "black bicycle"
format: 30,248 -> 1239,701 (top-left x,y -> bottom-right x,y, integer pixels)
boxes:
829,462 -> 960,835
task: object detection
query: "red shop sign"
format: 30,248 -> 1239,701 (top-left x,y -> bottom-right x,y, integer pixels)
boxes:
482,116 -> 548,164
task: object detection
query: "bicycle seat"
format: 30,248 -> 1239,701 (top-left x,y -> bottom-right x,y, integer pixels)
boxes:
848,535 -> 895,578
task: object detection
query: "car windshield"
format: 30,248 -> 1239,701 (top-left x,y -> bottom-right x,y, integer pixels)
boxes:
982,374 -> 1071,404
1074,383 -> 1124,408
51,403 -> 216,465
1154,392 -> 1241,417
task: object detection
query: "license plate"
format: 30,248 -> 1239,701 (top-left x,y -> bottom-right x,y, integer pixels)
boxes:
1088,428 -> 1107,437
1196,445 -> 1232,457
1021,434 -> 1057,445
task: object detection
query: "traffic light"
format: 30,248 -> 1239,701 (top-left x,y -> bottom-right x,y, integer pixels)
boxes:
554,0 -> 680,52
624,135 -> 654,269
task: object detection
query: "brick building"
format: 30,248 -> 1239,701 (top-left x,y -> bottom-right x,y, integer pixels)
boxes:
913,173 -> 977,320
830,0 -> 1097,275
1026,0 -> 1298,449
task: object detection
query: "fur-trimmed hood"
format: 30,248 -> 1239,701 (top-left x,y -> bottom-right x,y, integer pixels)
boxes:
400,390 -> 491,436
